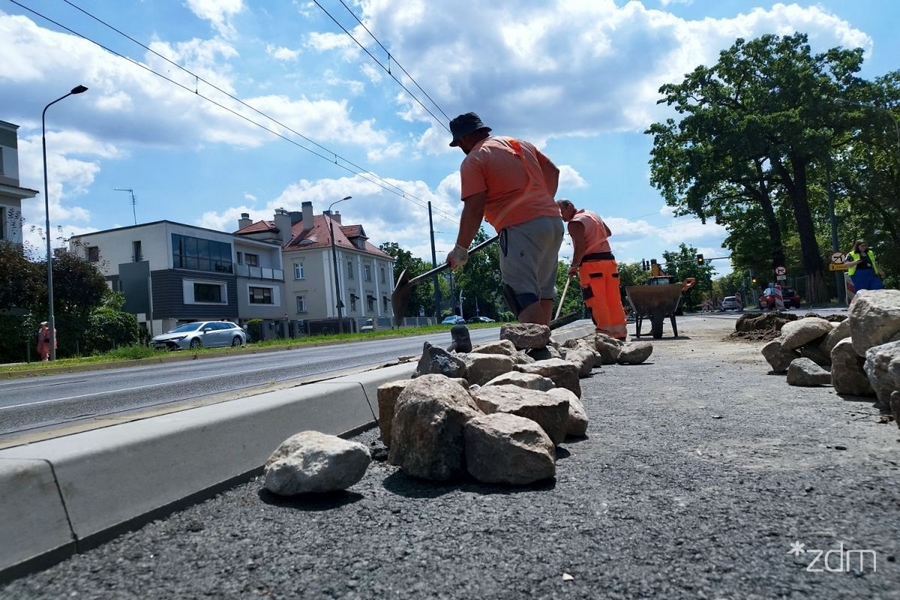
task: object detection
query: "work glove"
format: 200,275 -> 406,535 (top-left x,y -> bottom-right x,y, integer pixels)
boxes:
567,263 -> 579,277
447,244 -> 469,269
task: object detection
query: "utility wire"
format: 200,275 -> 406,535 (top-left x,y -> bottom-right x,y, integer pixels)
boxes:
11,0 -> 459,223
311,0 -> 450,130
334,0 -> 451,123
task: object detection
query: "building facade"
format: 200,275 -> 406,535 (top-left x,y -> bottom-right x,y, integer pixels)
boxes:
0,121 -> 38,247
69,221 -> 286,338
235,201 -> 395,332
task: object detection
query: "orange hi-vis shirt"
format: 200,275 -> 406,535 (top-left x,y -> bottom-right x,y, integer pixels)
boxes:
459,136 -> 560,231
571,209 -> 611,254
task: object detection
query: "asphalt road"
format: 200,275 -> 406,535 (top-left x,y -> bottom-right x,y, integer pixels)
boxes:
4,313 -> 896,598
0,327 -> 501,442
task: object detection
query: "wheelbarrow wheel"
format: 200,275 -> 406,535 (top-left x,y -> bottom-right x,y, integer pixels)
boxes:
650,308 -> 665,339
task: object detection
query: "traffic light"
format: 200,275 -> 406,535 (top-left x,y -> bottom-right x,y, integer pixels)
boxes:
696,253 -> 704,265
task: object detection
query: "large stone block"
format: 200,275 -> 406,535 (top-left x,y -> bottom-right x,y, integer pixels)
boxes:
471,384 -> 570,445
265,431 -> 371,495
464,413 -> 555,485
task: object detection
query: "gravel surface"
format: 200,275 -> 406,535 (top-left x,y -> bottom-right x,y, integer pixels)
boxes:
3,314 -> 899,599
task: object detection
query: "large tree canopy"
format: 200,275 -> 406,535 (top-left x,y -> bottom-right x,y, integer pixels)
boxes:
646,33 -> 886,302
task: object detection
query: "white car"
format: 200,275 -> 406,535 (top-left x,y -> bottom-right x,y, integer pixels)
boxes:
360,319 -> 375,332
720,296 -> 743,311
153,321 -> 248,350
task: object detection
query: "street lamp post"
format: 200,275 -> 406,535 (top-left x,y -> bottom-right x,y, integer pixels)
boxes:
42,85 -> 88,361
328,195 -> 352,333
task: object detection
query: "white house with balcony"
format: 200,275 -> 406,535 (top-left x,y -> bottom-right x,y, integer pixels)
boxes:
235,201 -> 394,333
69,221 -> 286,338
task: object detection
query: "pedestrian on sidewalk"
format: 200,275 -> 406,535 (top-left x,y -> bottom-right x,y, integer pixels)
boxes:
446,112 -> 563,326
556,199 -> 628,339
36,321 -> 56,361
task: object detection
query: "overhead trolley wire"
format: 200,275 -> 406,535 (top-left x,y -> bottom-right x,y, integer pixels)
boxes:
9,0 -> 459,223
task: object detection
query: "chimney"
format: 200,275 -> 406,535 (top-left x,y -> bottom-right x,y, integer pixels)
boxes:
274,208 -> 293,245
238,212 -> 252,230
302,201 -> 314,231
289,211 -> 302,225
332,211 -> 342,224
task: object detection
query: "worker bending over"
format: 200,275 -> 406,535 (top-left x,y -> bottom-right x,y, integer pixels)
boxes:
557,199 -> 627,339
446,112 -> 563,326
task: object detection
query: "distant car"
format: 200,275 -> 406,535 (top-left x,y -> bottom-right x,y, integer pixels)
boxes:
758,287 -> 802,310
441,315 -> 466,325
153,321 -> 247,350
720,296 -> 743,311
466,316 -> 495,323
360,319 -> 375,332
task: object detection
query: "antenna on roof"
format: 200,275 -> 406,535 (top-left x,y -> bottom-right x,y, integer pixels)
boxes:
114,188 -> 137,225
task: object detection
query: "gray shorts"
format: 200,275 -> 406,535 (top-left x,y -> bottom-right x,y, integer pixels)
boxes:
499,216 -> 564,306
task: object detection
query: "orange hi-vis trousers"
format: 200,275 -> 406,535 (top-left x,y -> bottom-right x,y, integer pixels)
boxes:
579,258 -> 627,339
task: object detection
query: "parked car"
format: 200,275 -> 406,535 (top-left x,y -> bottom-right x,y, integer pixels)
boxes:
152,321 -> 248,350
758,287 -> 802,310
720,296 -> 742,311
466,316 -> 495,323
441,315 -> 466,325
360,319 -> 375,332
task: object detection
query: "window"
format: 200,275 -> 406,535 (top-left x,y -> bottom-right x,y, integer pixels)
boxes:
350,294 -> 357,312
172,233 -> 232,273
347,261 -> 353,279
364,265 -> 371,281
132,240 -> 142,262
367,294 -> 375,311
86,246 -> 100,262
0,207 -> 5,240
249,286 -> 273,304
294,262 -> 305,280
380,267 -> 385,284
194,282 -> 224,303
383,296 -> 389,311
245,253 -> 259,267
296,295 -> 307,313
236,251 -> 243,265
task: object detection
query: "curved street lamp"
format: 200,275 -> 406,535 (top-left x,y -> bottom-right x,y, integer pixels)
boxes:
328,195 -> 352,333
42,85 -> 88,360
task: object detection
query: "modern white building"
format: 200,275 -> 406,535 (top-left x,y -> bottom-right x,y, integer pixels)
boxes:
69,221 -> 286,338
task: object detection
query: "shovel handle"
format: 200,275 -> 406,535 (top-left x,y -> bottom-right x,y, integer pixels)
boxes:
403,234 -> 500,288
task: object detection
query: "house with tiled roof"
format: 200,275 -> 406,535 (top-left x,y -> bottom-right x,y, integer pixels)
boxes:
234,201 -> 395,331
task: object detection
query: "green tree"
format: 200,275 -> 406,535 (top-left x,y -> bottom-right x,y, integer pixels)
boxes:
455,229 -> 503,319
647,33 -> 872,302
379,241 -> 436,318
0,241 -> 42,313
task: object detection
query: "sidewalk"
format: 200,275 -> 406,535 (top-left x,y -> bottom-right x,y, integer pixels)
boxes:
3,315 -> 898,598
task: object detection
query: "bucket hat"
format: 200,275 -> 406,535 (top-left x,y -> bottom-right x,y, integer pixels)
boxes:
449,112 -> 491,147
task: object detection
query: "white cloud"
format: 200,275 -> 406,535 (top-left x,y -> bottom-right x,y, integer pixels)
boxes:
184,0 -> 244,38
266,44 -> 301,61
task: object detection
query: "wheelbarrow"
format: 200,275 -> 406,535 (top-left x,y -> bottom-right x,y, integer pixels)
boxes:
625,277 -> 696,339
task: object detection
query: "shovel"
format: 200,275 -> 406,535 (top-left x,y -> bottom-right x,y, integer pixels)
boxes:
392,235 -> 499,327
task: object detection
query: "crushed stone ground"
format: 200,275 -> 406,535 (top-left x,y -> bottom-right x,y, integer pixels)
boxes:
2,314 -> 898,599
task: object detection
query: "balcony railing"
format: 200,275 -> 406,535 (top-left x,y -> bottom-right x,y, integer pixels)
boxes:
235,264 -> 284,281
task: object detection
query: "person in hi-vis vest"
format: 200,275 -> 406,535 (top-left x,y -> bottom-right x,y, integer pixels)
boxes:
557,199 -> 627,339
845,239 -> 883,291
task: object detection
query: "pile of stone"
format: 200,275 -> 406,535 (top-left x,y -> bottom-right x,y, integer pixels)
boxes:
759,289 -> 900,425
263,323 -> 654,494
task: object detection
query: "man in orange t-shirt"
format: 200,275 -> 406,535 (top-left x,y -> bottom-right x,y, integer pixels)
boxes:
557,199 -> 627,339
445,112 -> 563,326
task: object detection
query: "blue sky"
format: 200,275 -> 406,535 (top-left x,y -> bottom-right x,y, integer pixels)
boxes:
2,0 -> 897,278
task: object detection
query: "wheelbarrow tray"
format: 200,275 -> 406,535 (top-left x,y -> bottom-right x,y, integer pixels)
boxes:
625,283 -> 685,339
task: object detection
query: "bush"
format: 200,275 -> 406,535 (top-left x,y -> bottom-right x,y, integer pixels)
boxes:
84,308 -> 140,354
246,319 -> 263,343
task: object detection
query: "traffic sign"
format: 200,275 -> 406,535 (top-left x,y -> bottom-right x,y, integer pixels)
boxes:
829,263 -> 849,271
775,266 -> 786,276
830,251 -> 845,264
